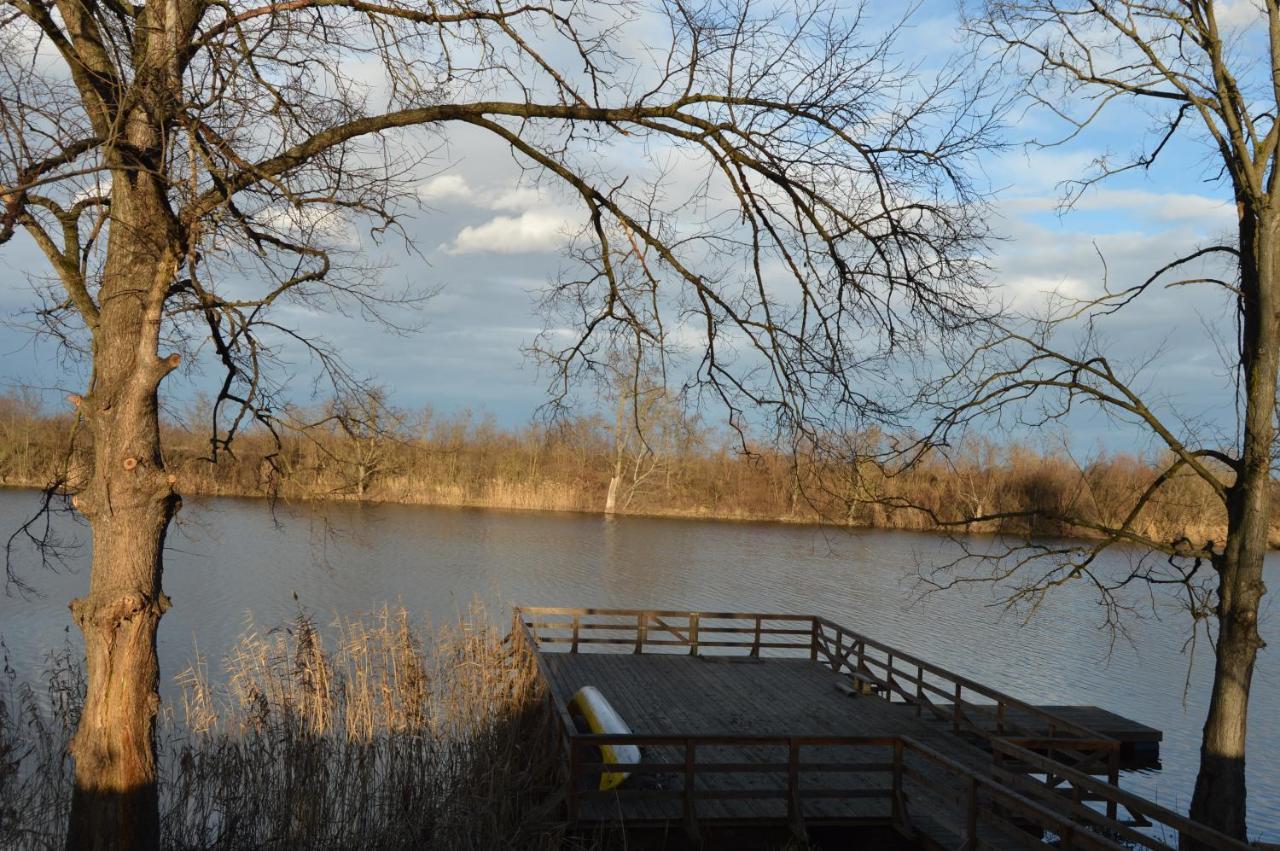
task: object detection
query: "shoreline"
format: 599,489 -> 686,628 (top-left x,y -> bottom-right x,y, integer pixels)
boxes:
1,479 -> 1251,551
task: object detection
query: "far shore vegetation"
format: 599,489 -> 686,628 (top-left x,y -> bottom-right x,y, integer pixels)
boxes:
0,389 -> 1262,549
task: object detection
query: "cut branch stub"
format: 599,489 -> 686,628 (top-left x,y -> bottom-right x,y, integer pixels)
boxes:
122,457 -> 138,471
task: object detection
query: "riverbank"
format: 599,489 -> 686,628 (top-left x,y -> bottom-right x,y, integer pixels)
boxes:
0,390 -> 1262,548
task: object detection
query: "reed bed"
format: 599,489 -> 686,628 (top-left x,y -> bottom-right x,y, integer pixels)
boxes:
0,390 -> 1268,547
0,605 -> 573,850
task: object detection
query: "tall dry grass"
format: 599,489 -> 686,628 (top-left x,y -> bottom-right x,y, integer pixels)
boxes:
0,389 -> 1269,547
0,605 -> 572,851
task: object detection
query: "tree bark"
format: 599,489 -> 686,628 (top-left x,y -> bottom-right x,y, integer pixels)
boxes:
1187,205 -> 1274,846
65,155 -> 182,851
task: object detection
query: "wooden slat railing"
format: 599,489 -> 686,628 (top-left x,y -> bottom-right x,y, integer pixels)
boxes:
989,740 -> 1256,851
514,608 -> 1248,850
809,616 -> 1122,788
517,607 -> 1119,778
566,732 -> 1146,850
518,607 -> 815,657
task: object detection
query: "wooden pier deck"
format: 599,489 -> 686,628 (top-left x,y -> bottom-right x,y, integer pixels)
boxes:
515,607 -> 1241,850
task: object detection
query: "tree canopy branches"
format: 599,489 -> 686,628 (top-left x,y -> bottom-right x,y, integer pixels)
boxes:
0,0 -> 1000,461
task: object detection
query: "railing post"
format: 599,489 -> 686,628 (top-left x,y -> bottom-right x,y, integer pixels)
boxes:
752,616 -> 762,657
689,612 -> 700,656
965,777 -> 979,851
953,682 -> 962,732
809,618 -> 819,661
1106,746 -> 1120,819
571,614 -> 580,654
684,738 -> 697,828
635,612 -> 646,654
567,737 -> 581,824
891,739 -> 905,829
915,665 -> 924,716
996,701 -> 1005,735
787,738 -> 802,832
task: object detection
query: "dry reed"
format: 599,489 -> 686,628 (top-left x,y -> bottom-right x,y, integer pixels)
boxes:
0,605 -> 572,851
1,390 -> 1270,548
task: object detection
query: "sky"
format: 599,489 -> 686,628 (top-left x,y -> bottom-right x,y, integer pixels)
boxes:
0,0 -> 1261,457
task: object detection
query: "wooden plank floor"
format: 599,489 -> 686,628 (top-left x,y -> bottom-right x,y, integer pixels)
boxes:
542,651 -> 1046,847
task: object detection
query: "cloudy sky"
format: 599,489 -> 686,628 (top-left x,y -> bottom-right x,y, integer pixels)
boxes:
0,1 -> 1258,456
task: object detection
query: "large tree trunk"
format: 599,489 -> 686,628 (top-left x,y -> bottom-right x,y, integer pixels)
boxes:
1187,206 -> 1274,845
65,160 -> 182,850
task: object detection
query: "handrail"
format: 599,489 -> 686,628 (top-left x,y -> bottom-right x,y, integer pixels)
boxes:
516,608 -> 1247,850
812,616 -> 1110,745
517,606 -> 1115,751
990,739 -> 1256,851
562,731 -> 1145,850
518,605 -> 816,620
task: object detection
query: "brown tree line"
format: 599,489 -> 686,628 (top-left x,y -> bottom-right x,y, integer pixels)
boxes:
0,390 -> 1262,546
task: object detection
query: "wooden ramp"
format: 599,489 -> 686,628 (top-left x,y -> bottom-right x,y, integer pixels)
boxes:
516,607 -> 1244,851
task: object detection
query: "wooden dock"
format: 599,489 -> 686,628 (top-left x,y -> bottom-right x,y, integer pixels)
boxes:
515,607 -> 1243,850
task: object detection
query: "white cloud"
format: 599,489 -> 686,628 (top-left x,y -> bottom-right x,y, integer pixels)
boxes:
1004,188 -> 1234,229
256,204 -> 358,247
418,174 -> 474,203
1215,0 -> 1265,28
445,209 -> 580,255
1002,274 -> 1093,308
488,187 -> 545,211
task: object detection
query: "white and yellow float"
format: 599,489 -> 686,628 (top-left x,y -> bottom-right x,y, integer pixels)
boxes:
569,685 -> 641,791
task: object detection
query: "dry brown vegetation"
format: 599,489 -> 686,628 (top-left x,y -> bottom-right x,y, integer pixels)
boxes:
0,604 -> 574,850
0,390 -> 1267,548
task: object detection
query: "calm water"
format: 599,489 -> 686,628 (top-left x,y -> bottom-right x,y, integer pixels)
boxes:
0,487 -> 1277,840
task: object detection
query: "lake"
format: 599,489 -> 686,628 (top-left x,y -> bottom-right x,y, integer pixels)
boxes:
0,487 -> 1276,840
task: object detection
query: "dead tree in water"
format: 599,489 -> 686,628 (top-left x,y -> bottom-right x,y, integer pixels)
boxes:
0,2 -> 996,847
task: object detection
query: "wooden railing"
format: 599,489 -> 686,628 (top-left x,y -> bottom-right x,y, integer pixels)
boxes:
516,607 -> 1119,781
567,732 -> 1150,850
810,617 -> 1122,791
517,607 -> 816,657
513,608 -> 1248,850
990,740 -> 1255,851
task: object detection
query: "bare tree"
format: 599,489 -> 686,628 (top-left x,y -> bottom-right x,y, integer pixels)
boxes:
892,1 -> 1279,842
327,386 -> 403,499
599,345 -> 686,515
0,1 -> 996,847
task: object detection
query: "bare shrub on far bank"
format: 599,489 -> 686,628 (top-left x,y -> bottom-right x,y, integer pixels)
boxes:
0,392 -> 1262,547
1,607 -> 567,850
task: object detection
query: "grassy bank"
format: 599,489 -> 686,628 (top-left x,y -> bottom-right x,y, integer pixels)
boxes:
0,390 -> 1264,547
0,605 -> 577,850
